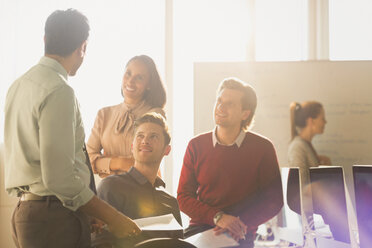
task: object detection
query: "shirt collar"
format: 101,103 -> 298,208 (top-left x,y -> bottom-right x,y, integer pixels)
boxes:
120,100 -> 146,112
212,127 -> 246,148
38,56 -> 68,80
128,167 -> 166,188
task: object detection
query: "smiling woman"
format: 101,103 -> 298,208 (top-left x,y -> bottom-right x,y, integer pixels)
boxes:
86,55 -> 167,178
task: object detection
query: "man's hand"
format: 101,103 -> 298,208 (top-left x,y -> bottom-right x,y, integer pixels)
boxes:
107,214 -> 141,238
214,226 -> 244,242
213,214 -> 247,241
91,218 -> 105,234
80,195 -> 141,239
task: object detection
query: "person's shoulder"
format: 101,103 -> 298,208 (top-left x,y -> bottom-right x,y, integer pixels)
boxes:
193,131 -> 213,140
184,132 -> 214,156
288,136 -> 307,149
103,172 -> 132,183
32,63 -> 69,91
245,131 -> 274,147
97,103 -> 123,116
19,63 -> 72,99
98,173 -> 132,192
100,103 -> 123,112
293,135 -> 306,143
189,131 -> 213,145
288,136 -> 308,155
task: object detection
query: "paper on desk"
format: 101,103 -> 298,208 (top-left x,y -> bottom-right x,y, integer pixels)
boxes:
185,228 -> 239,248
134,214 -> 182,231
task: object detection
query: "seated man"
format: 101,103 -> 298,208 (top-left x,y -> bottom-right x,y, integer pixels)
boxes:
177,78 -> 284,248
94,113 -> 182,248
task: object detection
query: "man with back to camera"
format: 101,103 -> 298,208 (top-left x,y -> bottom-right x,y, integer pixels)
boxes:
94,113 -> 183,247
4,9 -> 140,248
177,77 -> 284,248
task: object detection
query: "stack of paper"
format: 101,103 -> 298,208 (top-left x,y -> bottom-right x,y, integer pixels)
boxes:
185,229 -> 239,248
134,214 -> 184,239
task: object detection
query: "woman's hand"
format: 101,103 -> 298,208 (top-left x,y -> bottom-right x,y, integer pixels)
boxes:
109,157 -> 135,172
318,155 -> 331,165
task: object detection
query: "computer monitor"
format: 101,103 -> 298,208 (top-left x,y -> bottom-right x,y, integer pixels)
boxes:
309,166 -> 350,244
353,165 -> 372,248
287,167 -> 301,215
278,167 -> 304,246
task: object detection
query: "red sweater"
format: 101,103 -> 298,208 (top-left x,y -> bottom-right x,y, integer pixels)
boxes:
177,131 -> 283,232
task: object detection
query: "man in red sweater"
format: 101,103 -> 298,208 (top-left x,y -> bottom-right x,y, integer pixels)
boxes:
177,77 -> 283,247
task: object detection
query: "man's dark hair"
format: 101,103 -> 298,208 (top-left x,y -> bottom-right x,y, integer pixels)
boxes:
134,113 -> 171,146
44,9 -> 90,56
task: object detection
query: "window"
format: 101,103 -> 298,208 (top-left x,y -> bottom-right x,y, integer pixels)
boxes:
255,0 -> 308,61
329,0 -> 372,60
173,0 -> 249,191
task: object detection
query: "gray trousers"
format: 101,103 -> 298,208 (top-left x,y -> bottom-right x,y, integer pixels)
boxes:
11,198 -> 91,248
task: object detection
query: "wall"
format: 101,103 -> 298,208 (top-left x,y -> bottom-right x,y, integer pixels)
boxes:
194,61 -> 372,167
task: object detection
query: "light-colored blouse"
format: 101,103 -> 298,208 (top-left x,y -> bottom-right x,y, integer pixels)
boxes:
288,136 -> 319,170
87,100 -> 164,175
288,135 -> 321,218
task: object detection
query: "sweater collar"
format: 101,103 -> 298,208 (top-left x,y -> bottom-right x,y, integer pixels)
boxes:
212,127 -> 246,148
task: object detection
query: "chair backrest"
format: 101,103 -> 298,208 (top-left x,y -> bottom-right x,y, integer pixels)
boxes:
309,166 -> 350,244
287,167 -> 301,215
353,165 -> 372,248
134,238 -> 197,248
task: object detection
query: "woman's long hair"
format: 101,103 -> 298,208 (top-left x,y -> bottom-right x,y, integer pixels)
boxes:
125,55 -> 166,108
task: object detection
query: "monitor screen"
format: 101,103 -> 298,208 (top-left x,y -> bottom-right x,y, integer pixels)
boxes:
309,167 -> 350,244
353,165 -> 372,248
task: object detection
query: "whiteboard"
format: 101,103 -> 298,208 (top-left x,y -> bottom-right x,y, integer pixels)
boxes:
194,61 -> 372,167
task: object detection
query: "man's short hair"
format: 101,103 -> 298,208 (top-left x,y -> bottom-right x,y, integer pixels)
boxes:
44,9 -> 90,56
134,113 -> 171,146
217,77 -> 257,130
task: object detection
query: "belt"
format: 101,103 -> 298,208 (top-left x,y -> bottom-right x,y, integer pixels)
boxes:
20,193 -> 59,202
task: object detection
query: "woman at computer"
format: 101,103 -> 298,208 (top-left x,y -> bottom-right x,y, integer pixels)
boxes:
87,55 -> 166,178
288,101 -> 331,168
286,101 -> 353,243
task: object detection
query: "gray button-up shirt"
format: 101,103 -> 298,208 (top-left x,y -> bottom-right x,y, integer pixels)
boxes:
4,56 -> 94,211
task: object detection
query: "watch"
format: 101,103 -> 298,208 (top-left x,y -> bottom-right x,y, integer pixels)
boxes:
213,211 -> 224,225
